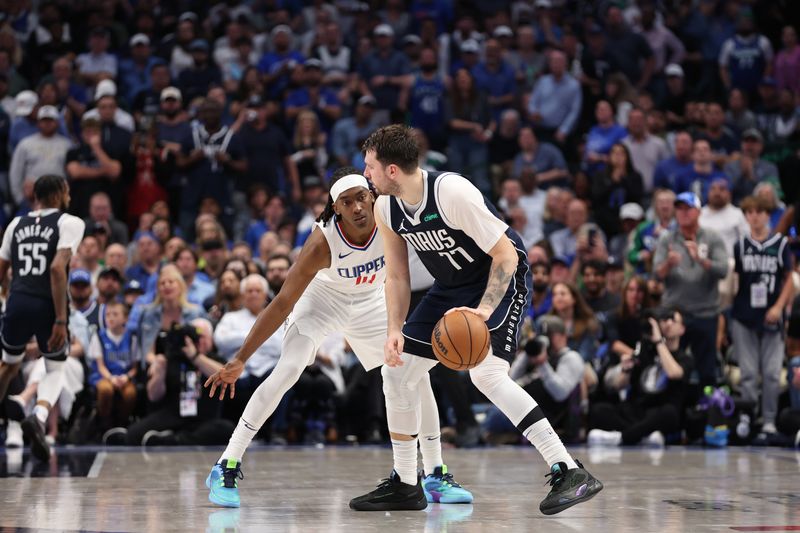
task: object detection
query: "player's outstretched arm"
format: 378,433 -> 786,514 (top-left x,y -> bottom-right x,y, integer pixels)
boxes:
205,228 -> 331,399
375,201 -> 410,367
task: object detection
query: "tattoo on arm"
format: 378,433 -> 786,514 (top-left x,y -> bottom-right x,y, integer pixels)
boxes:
479,262 -> 514,313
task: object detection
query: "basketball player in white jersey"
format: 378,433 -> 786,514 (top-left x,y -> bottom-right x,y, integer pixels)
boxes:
203,167 -> 472,509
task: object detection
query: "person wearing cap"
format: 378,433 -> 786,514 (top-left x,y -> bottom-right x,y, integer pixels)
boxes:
8,91 -> 41,155
122,279 -> 146,308
719,9 -> 774,96
119,33 -> 162,104
451,38 -> 482,74
528,50 -> 582,145
662,63 -> 688,129
96,267 -> 123,305
257,25 -> 305,99
131,63 -> 173,120
76,27 -> 118,86
357,23 -> 412,112
79,79 -> 136,134
724,128 -> 780,203
654,191 -> 729,386
8,104 -> 71,206
330,94 -> 380,167
284,58 -> 341,126
177,39 -> 222,104
484,314 -> 584,444
69,268 -> 103,328
472,38 -> 517,120
154,85 -> 191,159
608,202 -> 645,265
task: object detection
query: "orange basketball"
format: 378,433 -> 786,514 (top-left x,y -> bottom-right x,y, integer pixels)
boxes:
431,310 -> 490,371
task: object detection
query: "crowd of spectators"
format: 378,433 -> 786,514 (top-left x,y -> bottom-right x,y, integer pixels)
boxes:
1,0 -> 800,449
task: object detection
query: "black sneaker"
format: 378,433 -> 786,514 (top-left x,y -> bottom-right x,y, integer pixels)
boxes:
539,460 -> 603,515
350,470 -> 427,511
21,415 -> 51,462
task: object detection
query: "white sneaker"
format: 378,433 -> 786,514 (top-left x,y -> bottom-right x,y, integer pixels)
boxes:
761,422 -> 777,434
643,431 -> 665,448
4,421 -> 23,447
587,429 -> 622,447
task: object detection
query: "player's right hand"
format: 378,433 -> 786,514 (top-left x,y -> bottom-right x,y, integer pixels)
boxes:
47,323 -> 67,353
384,331 -> 405,367
205,359 -> 244,400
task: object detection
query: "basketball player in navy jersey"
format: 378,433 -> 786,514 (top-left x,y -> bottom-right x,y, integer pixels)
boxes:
203,167 -> 471,508
351,125 -> 602,514
0,175 -> 85,461
732,195 -> 794,439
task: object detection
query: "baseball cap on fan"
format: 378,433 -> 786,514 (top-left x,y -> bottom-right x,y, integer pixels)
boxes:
14,90 -> 38,116
674,191 -> 701,209
374,24 -> 395,37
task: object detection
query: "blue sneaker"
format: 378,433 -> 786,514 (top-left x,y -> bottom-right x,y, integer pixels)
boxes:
704,424 -> 729,447
206,459 -> 244,508
422,465 -> 473,504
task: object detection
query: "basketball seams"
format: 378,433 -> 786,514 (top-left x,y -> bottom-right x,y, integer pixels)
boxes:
442,315 -> 466,368
432,322 -> 462,369
462,311 -> 473,367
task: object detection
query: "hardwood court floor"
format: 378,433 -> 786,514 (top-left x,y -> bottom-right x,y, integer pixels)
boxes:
0,445 -> 798,532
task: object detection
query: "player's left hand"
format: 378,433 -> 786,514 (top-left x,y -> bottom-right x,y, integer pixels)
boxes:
205,359 -> 244,400
47,323 -> 67,353
764,305 -> 782,325
446,306 -> 492,323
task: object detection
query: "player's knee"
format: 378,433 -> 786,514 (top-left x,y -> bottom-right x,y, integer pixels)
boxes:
95,379 -> 114,398
469,355 -> 511,396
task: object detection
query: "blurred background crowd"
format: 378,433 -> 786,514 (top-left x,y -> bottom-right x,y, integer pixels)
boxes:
1,0 -> 800,450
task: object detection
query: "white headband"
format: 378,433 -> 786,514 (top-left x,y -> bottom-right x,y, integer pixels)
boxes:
330,174 -> 369,202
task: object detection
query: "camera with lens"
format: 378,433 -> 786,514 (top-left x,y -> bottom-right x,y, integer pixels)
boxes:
639,307 -> 671,336
157,322 -> 200,361
525,336 -> 550,358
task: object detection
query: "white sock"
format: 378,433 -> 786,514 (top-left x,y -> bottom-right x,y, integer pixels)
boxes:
417,374 -> 443,475
33,404 -> 49,424
523,419 -> 578,469
391,438 -> 419,485
219,417 -> 259,464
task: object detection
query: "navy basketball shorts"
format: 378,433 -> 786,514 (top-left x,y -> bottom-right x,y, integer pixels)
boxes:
1,292 -> 65,362
402,265 -> 531,364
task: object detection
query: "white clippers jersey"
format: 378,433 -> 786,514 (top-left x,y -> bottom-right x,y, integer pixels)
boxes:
313,219 -> 386,293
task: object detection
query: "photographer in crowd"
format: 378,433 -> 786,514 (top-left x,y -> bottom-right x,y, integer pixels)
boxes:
587,308 -> 694,447
483,316 -> 584,443
126,317 -> 234,446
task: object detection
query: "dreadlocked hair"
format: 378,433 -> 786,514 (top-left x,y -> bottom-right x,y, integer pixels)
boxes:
317,166 -> 370,226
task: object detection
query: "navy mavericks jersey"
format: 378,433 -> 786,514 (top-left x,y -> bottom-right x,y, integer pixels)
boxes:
9,211 -> 62,300
387,170 -> 526,289
732,233 -> 792,328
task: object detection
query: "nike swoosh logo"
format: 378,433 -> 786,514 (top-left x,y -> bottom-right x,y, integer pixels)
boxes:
338,252 -> 354,259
